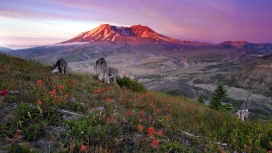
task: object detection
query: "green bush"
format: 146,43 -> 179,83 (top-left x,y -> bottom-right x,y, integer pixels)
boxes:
117,76 -> 146,92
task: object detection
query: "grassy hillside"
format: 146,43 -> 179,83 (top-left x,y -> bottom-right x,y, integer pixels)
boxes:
0,53 -> 271,153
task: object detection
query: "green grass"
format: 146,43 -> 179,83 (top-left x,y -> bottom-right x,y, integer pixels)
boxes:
0,52 -> 272,153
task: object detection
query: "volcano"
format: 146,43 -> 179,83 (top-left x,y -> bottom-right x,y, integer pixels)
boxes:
60,24 -> 182,44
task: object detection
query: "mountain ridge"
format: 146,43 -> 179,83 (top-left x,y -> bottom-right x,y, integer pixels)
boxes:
220,40 -> 272,50
60,24 -> 182,44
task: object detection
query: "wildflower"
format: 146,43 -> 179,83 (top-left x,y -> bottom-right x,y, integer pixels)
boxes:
243,144 -> 247,148
3,66 -> 8,72
138,125 -> 144,131
79,145 -> 87,152
106,97 -> 113,102
167,117 -> 172,121
37,101 -> 43,105
50,89 -> 56,96
151,139 -> 159,147
58,85 -> 64,90
148,115 -> 152,121
148,127 -> 155,136
0,89 -> 9,96
158,130 -> 163,135
268,150 -> 272,153
126,110 -> 131,116
194,122 -> 199,127
119,95 -> 124,100
13,130 -> 21,139
106,117 -> 111,122
64,94 -> 69,98
138,110 -> 145,115
58,98 -> 62,102
36,80 -> 43,85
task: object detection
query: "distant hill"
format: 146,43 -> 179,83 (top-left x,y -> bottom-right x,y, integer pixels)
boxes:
220,41 -> 272,50
227,54 -> 272,96
0,46 -> 13,52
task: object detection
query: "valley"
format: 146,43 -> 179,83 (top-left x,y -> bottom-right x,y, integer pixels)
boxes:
10,24 -> 272,119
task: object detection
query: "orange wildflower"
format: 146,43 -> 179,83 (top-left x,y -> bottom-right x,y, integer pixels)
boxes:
151,139 -> 159,147
138,125 -> 144,131
37,101 -> 43,105
36,80 -> 42,85
58,85 -> 64,90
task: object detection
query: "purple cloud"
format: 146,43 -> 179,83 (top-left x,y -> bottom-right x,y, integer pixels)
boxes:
0,0 -> 272,45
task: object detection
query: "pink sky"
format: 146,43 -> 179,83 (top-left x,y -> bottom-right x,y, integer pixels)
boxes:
0,0 -> 271,49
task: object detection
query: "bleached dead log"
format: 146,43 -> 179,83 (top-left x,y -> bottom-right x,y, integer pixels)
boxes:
57,109 -> 87,119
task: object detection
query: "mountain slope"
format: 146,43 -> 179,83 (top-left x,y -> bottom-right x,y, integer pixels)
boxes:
227,55 -> 272,95
61,24 -> 181,44
0,52 -> 272,152
0,46 -> 13,52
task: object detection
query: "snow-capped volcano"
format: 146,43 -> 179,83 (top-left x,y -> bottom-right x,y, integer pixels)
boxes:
61,24 -> 181,44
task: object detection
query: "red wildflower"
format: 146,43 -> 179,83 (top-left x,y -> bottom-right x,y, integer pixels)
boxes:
148,115 -> 152,121
106,117 -> 111,122
79,145 -> 87,152
37,101 -> 43,105
167,117 -> 172,121
158,130 -> 163,135
151,139 -> 159,147
57,98 -> 62,102
244,144 -> 247,148
138,125 -> 144,131
3,66 -> 8,72
106,97 -> 113,102
0,89 -> 9,96
13,130 -> 21,139
268,150 -> 272,153
36,80 -> 43,85
126,110 -> 131,116
119,95 -> 124,100
194,122 -> 199,127
50,89 -> 56,96
138,110 -> 145,115
58,85 -> 64,90
148,127 -> 155,136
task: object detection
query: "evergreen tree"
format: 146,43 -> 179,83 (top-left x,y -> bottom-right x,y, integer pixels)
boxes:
221,103 -> 232,111
197,93 -> 205,103
209,83 -> 227,110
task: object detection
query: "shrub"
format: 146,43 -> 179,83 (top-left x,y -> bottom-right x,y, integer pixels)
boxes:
117,76 -> 146,92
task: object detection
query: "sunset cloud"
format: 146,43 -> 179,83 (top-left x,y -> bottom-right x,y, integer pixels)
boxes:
0,0 -> 271,48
